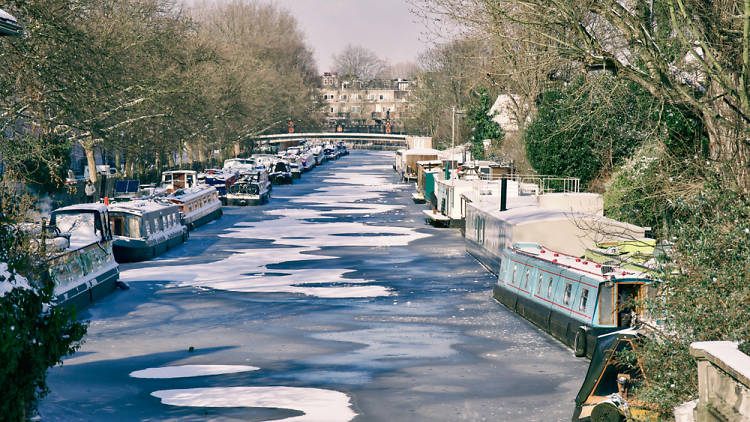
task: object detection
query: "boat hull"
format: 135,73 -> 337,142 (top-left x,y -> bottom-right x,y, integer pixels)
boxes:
225,194 -> 269,206
112,231 -> 188,262
465,237 -> 502,276
55,265 -> 120,312
492,283 -> 609,359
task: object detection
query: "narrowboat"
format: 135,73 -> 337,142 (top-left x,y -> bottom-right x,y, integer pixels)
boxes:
251,154 -> 277,172
48,204 -> 120,309
160,169 -> 200,192
161,170 -> 222,230
108,199 -> 188,262
324,144 -> 338,161
269,160 -> 293,185
289,162 -> 302,179
201,168 -> 238,197
167,187 -> 222,230
224,172 -> 271,206
311,145 -> 324,165
493,242 -> 653,358
412,160 -> 443,204
223,158 -> 257,174
464,190 -> 640,274
401,148 -> 440,181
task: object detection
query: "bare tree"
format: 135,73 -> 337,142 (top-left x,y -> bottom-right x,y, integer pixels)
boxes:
332,44 -> 386,81
412,0 -> 749,186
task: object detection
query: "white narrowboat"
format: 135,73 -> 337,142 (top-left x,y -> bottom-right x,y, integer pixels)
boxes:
161,170 -> 222,230
48,204 -> 120,309
108,199 -> 188,262
464,192 -> 643,273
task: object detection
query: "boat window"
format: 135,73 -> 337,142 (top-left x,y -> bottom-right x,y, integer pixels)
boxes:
145,220 -> 151,236
128,216 -> 141,237
111,216 -> 125,236
512,265 -> 517,284
563,283 -> 573,305
53,211 -> 100,248
599,284 -> 615,325
537,274 -> 543,294
523,269 -> 530,290
579,289 -> 589,312
547,277 -> 554,298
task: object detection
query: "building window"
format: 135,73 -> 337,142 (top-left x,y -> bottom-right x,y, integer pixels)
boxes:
379,94 -> 384,100
330,107 -> 335,113
340,94 -> 347,100
351,106 -> 361,113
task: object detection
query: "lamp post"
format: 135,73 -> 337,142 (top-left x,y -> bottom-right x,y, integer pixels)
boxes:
451,106 -> 466,162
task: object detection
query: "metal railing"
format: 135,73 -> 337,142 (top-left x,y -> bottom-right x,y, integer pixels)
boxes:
470,173 -> 581,195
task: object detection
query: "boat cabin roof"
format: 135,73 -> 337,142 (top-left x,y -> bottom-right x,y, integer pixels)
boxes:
109,199 -> 178,216
512,242 -> 647,282
52,203 -> 109,214
405,148 -> 439,155
162,170 -> 197,176
169,186 -> 216,202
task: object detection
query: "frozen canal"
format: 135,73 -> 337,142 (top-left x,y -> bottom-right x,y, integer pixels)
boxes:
40,150 -> 588,421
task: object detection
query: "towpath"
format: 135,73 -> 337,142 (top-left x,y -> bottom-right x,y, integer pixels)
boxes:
40,150 -> 588,422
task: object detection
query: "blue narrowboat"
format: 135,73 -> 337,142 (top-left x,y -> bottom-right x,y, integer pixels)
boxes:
494,243 -> 653,358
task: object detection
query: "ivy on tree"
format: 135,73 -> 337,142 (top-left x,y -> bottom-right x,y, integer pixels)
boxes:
465,86 -> 504,160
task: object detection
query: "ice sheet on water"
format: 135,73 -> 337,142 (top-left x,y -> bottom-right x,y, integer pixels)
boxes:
121,159 -> 428,298
306,325 -> 458,368
151,386 -> 356,422
121,247 -> 391,298
130,365 -> 259,379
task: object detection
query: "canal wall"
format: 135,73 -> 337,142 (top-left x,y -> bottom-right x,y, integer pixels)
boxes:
675,341 -> 750,421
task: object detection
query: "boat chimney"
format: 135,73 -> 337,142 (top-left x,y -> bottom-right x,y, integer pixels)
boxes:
500,177 -> 508,211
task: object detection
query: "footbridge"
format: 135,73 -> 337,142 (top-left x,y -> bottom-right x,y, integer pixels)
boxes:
254,133 -> 431,150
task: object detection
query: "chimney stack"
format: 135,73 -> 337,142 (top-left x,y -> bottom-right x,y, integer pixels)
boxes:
500,178 -> 508,211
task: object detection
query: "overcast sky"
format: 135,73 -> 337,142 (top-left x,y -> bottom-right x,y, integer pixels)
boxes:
265,0 -> 430,72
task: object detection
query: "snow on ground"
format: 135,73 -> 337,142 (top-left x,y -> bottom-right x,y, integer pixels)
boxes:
151,386 -> 356,422
121,166 -> 426,298
130,365 -> 259,379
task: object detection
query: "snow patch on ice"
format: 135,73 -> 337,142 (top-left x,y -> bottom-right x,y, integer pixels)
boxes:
130,365 -> 259,379
151,386 -> 356,422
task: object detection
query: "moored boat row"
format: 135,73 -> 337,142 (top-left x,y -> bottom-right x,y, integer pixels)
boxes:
400,150 -> 663,422
34,140 -> 349,311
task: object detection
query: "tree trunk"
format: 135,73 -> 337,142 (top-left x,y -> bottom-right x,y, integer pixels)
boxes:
114,148 -> 121,174
82,141 -> 98,184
